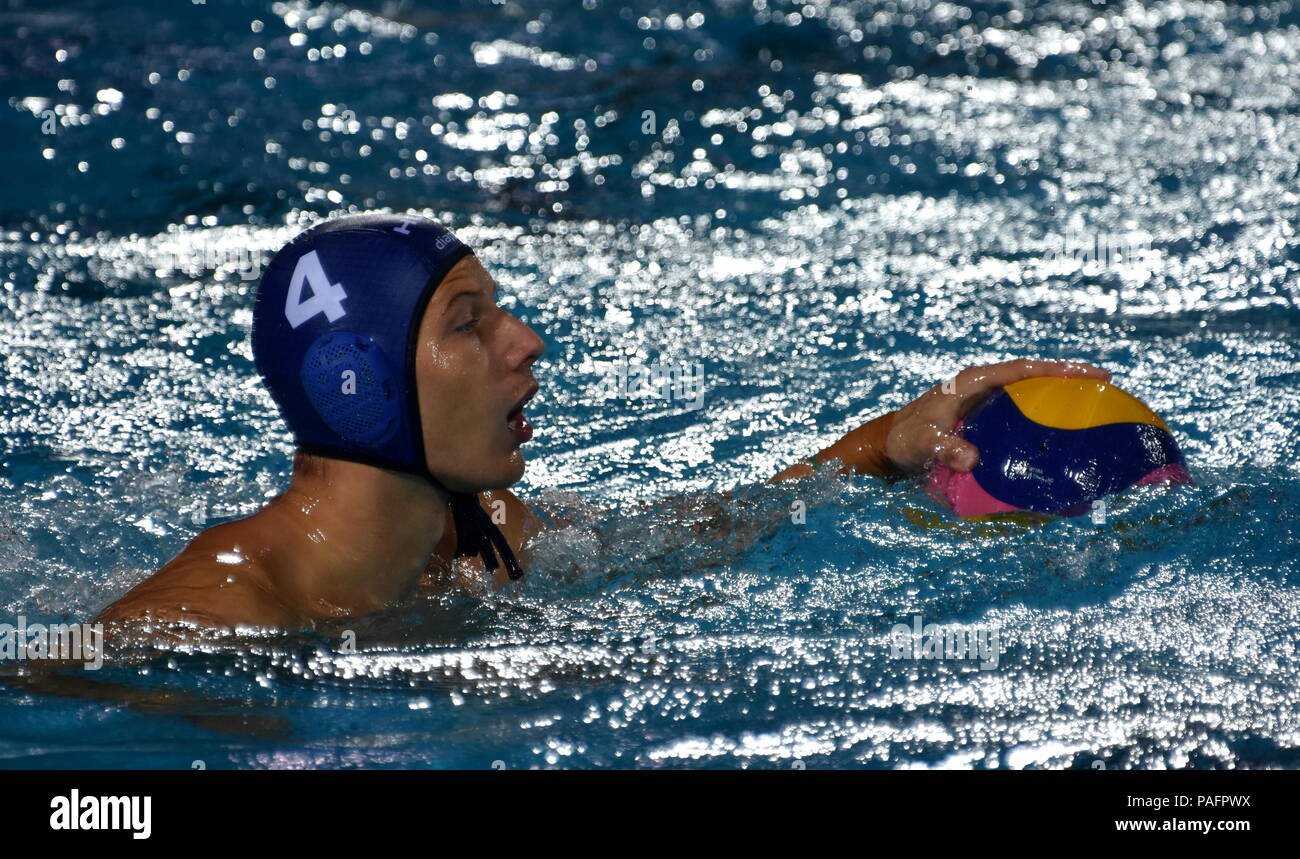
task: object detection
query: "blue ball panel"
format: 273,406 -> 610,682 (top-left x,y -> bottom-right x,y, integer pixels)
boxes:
963,389 -> 1187,513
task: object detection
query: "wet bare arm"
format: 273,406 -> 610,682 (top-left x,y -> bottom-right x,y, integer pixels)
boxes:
770,410 -> 902,483
771,358 -> 1113,484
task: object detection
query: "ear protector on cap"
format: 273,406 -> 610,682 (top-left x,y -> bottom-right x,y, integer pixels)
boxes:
251,213 -> 524,580
300,331 -> 402,448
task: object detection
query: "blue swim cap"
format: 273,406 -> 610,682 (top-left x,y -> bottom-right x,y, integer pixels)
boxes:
252,213 -> 523,579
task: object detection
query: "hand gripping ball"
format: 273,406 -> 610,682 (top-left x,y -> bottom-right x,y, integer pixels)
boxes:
926,376 -> 1193,518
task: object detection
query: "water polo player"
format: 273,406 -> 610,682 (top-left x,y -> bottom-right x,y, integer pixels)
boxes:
94,213 -> 1112,637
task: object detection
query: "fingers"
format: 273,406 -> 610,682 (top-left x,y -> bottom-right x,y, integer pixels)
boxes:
1023,358 -> 1112,382
932,357 -> 1110,471
900,358 -> 1114,475
977,356 -> 1112,387
939,358 -> 1111,406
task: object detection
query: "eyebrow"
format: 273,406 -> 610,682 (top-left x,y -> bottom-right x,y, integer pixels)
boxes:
441,281 -> 498,314
443,289 -> 481,309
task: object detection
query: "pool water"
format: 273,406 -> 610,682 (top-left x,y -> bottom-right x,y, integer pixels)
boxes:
1,0 -> 1298,768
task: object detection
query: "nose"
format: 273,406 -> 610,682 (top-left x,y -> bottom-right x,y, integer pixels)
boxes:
503,311 -> 545,373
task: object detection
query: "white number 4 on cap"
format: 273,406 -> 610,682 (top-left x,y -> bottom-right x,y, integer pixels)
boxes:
285,250 -> 348,328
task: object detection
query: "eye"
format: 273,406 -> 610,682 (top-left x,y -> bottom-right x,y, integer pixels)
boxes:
457,317 -> 479,333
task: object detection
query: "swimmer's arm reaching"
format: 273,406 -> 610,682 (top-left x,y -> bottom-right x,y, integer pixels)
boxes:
769,409 -> 904,484
630,360 -> 1117,570
770,358 -> 1113,484
434,360 -> 1114,588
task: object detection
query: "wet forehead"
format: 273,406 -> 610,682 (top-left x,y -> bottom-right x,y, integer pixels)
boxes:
431,254 -> 493,307
418,254 -> 494,337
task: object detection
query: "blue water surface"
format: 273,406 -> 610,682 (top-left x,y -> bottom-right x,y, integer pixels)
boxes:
0,0 -> 1298,768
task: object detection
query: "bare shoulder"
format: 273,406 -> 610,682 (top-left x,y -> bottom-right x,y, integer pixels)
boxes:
95,517 -> 303,634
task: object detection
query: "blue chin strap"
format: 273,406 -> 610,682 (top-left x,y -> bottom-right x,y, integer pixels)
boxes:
252,213 -> 523,580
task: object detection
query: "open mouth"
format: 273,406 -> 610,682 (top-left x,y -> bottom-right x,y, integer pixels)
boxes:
505,384 -> 538,440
